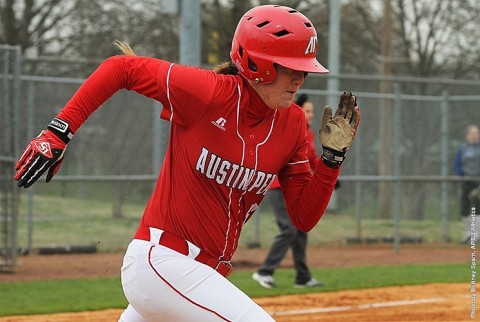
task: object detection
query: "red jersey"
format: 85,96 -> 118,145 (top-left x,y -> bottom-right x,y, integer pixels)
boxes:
57,56 -> 339,261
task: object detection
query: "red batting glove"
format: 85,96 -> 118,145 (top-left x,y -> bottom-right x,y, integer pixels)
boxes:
14,118 -> 73,188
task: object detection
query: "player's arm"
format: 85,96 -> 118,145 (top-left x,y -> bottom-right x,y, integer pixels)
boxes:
58,56 -> 165,131
280,162 -> 338,231
306,130 -> 320,171
281,91 -> 360,231
14,55 -> 165,188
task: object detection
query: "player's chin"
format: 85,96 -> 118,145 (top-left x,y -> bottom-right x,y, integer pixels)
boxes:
271,104 -> 290,110
272,98 -> 294,109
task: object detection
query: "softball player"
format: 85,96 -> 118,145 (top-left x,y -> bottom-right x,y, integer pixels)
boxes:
14,5 -> 360,322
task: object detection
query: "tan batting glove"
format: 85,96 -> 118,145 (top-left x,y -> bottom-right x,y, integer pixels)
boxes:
319,91 -> 360,168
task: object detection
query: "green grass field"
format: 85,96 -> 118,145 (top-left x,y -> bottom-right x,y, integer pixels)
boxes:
0,263 -> 469,317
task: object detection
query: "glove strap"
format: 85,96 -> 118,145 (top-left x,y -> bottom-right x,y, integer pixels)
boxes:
322,146 -> 347,169
47,117 -> 74,144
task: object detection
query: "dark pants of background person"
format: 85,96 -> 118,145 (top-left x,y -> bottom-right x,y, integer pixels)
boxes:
257,188 -> 311,284
461,181 -> 480,217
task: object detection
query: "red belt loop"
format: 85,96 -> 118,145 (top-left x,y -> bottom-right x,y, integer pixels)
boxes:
135,226 -> 233,278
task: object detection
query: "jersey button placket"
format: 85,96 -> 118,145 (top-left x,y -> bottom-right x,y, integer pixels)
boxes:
247,134 -> 256,159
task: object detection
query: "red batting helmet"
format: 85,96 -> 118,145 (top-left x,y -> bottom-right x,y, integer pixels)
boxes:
230,5 -> 328,84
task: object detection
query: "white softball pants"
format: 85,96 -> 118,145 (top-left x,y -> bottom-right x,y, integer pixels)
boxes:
118,239 -> 274,322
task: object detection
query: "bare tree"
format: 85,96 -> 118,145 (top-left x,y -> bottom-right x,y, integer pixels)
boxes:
348,0 -> 480,219
201,0 -> 253,66
201,0 -> 326,67
25,0 -> 180,76
0,0 -> 74,52
395,0 -> 480,79
392,0 -> 480,219
1,0 -> 181,76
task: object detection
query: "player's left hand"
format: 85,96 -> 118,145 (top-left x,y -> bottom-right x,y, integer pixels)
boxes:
14,130 -> 68,188
319,91 -> 360,168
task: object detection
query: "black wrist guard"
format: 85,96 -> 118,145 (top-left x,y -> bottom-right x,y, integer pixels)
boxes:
47,117 -> 74,144
322,146 -> 346,169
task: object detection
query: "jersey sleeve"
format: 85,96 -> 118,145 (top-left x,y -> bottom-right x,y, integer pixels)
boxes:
280,160 -> 340,232
57,55 -> 166,132
275,110 -> 339,232
277,112 -> 311,177
306,129 -> 320,171
158,64 -> 219,129
56,55 -> 218,132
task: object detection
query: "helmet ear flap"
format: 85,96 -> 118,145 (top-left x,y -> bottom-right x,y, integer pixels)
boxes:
238,42 -> 257,73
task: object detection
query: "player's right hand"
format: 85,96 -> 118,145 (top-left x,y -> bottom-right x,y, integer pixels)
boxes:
319,91 -> 360,168
14,118 -> 73,188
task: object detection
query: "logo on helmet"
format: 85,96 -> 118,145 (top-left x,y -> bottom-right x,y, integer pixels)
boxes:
305,36 -> 318,55
234,59 -> 245,73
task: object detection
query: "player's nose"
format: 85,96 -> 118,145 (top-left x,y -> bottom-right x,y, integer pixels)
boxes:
292,70 -> 305,86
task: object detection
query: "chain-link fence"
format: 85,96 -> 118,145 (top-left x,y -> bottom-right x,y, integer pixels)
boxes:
0,45 -> 21,272
2,52 -> 480,268
302,74 -> 480,250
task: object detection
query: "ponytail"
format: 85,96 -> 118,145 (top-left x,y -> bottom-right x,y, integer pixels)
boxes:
214,61 -> 238,75
113,40 -> 136,56
112,42 -> 239,77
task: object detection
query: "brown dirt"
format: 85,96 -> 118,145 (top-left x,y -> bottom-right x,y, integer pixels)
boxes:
258,283 -> 472,322
0,244 -> 474,321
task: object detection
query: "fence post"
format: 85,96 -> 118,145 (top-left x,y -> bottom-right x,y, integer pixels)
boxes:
326,0 -> 341,108
11,46 -> 21,261
26,81 -> 35,253
354,125 -> 362,240
441,90 -> 450,241
0,45 -> 21,271
393,82 -> 402,252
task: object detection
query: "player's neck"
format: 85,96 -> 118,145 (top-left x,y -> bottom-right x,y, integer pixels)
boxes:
245,82 -> 274,128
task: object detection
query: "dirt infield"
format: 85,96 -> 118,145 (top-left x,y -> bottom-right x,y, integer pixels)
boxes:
0,244 -> 473,321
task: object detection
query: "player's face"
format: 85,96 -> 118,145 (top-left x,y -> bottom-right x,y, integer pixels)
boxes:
251,65 -> 305,109
302,101 -> 314,126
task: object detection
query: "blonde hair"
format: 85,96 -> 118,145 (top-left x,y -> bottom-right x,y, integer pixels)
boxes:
112,41 -> 238,76
113,40 -> 136,56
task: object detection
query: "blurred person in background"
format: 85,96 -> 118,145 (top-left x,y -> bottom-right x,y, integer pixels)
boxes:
454,124 -> 480,243
252,94 -> 324,289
